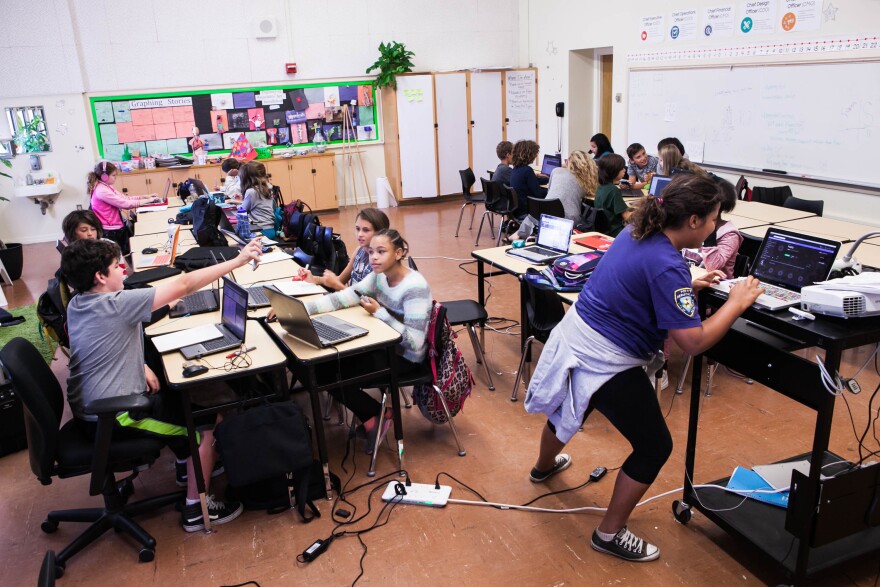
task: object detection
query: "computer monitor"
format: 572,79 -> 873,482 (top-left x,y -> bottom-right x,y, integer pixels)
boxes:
540,154 -> 562,176
648,175 -> 672,196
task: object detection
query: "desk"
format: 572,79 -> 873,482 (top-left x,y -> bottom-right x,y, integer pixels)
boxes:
679,291 -> 880,584
776,217 -> 880,243
722,214 -> 771,231
856,243 -> 880,269
266,306 -> 403,494
741,224 -> 847,244
135,209 -> 180,235
732,200 -> 815,223
231,258 -> 301,285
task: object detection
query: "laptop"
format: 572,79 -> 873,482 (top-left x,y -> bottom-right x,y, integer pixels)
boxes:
648,174 -> 672,196
506,214 -> 574,264
169,279 -> 220,318
264,287 -> 369,348
135,224 -> 181,269
176,277 -> 248,359
710,228 -> 841,311
136,178 -> 172,212
540,154 -> 562,176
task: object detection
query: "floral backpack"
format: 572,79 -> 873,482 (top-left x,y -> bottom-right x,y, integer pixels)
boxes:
411,302 -> 475,424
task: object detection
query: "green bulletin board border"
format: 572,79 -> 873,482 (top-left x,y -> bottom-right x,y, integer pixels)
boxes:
89,80 -> 379,158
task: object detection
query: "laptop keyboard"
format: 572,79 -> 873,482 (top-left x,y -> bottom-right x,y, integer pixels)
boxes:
312,320 -> 351,343
727,278 -> 801,303
200,332 -> 240,352
530,246 -> 560,256
247,286 -> 270,307
180,291 -> 217,313
150,253 -> 171,266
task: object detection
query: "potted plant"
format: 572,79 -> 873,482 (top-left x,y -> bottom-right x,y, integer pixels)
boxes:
0,158 -> 24,281
365,41 -> 415,90
13,114 -> 50,154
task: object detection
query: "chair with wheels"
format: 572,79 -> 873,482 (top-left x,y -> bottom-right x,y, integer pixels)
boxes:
475,181 -> 518,246
783,195 -> 824,217
455,168 -> 486,237
0,338 -> 184,579
510,280 -> 566,401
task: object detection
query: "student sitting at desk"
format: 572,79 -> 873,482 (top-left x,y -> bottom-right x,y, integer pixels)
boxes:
216,157 -> 242,203
523,174 -> 763,563
238,161 -> 277,238
657,144 -> 705,178
492,140 -> 514,186
61,237 -> 264,532
510,140 -> 548,222
590,133 -> 615,160
625,142 -> 660,190
316,208 -> 390,291
88,161 -> 162,256
594,154 -> 631,237
302,229 -> 432,453
657,137 -> 686,161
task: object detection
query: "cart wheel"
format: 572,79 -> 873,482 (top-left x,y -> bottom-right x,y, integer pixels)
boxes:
41,520 -> 59,534
55,563 -> 65,579
672,500 -> 692,524
138,548 -> 155,563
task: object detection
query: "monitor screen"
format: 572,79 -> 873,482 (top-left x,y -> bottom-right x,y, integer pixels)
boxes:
648,175 -> 672,196
221,277 -> 248,340
751,230 -> 840,291
537,214 -> 574,251
540,154 -> 562,176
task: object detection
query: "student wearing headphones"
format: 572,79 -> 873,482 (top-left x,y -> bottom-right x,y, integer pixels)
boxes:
87,161 -> 160,255
523,174 -> 763,563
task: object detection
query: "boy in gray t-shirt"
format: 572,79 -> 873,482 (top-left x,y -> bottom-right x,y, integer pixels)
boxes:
62,237 -> 262,532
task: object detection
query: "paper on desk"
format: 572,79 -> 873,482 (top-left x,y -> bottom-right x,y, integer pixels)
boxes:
815,272 -> 880,293
273,280 -> 325,297
137,205 -> 168,213
256,250 -> 295,265
151,324 -> 223,353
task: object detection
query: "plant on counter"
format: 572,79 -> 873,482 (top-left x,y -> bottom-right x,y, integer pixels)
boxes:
365,41 -> 415,90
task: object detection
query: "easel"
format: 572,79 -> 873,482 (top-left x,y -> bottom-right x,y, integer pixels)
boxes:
340,103 -> 372,208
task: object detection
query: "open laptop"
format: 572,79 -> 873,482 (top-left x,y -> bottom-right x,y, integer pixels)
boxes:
136,178 -> 172,213
648,174 -> 672,196
506,214 -> 574,264
264,287 -> 368,348
540,154 -> 562,176
169,279 -> 220,318
711,228 -> 841,311
135,224 -> 181,269
175,277 -> 249,359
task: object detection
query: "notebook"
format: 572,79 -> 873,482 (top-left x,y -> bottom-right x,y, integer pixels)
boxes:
177,277 -> 249,359
135,224 -> 181,269
264,287 -> 368,348
573,233 -> 614,251
648,174 -> 672,196
710,228 -> 841,311
506,214 -> 574,264
168,279 -> 220,318
540,154 -> 562,176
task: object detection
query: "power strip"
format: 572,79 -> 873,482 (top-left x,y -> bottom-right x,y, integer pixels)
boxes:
381,481 -> 452,507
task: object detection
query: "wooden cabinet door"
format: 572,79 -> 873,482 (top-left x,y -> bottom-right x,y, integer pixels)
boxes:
312,157 -> 338,211
117,173 -> 149,196
289,159 -> 317,209
169,168 -> 191,194
265,160 -> 294,205
146,171 -> 173,199
192,166 -> 224,189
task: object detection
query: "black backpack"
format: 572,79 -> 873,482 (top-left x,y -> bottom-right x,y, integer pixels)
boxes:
36,277 -> 72,352
191,198 -> 226,246
173,246 -> 241,271
576,204 -> 600,233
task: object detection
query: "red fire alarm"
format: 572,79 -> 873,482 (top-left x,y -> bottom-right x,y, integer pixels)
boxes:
285,63 -> 297,74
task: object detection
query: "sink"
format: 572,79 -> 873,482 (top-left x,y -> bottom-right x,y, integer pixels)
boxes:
14,183 -> 62,198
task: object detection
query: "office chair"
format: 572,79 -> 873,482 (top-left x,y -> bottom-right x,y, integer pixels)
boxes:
783,195 -> 824,217
475,181 -> 518,246
511,280 -> 566,401
0,338 -> 184,578
526,196 -> 565,221
455,168 -> 486,237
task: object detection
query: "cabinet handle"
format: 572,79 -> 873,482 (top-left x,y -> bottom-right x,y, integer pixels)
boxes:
311,169 -> 316,174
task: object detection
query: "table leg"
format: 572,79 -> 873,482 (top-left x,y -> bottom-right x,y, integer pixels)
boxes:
520,279 -> 530,361
477,259 -> 486,307
389,351 -> 404,475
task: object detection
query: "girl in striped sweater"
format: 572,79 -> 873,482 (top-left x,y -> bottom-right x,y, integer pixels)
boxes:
305,229 -> 432,451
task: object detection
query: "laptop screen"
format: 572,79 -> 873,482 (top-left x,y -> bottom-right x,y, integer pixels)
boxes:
221,277 -> 248,340
536,214 -> 574,252
540,154 -> 562,176
751,229 -> 841,292
648,175 -> 672,196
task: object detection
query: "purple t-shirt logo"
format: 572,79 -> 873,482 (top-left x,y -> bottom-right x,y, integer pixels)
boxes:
675,288 -> 697,318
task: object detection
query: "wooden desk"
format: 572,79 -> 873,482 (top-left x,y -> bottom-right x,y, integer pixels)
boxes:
266,306 -> 403,492
851,242 -> 880,269
776,217 -> 880,243
732,200 -> 815,223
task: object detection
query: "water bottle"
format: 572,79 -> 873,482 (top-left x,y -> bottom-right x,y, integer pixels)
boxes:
236,209 -> 252,240
188,183 -> 198,203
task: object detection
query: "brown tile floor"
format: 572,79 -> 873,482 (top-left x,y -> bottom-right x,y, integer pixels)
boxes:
1,200 -> 879,586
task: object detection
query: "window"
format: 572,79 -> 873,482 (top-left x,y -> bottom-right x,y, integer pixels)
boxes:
5,106 -> 51,154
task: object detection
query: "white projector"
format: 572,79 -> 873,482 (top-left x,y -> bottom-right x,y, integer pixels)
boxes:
800,285 -> 880,319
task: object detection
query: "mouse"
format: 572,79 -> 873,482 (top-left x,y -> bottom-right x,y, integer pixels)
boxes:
142,247 -> 159,254
182,363 -> 208,378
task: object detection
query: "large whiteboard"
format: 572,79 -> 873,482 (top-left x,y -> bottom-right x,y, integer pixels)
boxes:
435,73 -> 470,196
505,70 -> 537,144
470,72 -> 504,188
627,62 -> 880,185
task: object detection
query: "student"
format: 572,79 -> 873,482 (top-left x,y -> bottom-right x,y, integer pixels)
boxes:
517,150 -> 598,239
60,237 -> 264,532
657,144 -> 705,178
594,154 -> 631,237
524,174 -> 763,563
238,161 -> 276,238
493,141 -> 514,185
88,161 -> 160,255
590,133 -> 615,160
657,137 -> 686,160
509,140 -> 547,222
698,178 -> 743,278
61,210 -> 103,246
304,229 -> 432,452
216,158 -> 242,202
625,143 -> 660,190
316,208 -> 390,291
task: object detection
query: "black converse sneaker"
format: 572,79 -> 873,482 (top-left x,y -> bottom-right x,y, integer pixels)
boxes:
181,495 -> 243,532
529,454 -> 572,483
590,526 -> 660,562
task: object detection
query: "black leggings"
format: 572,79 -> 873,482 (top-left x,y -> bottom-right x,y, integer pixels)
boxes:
548,366 -> 672,485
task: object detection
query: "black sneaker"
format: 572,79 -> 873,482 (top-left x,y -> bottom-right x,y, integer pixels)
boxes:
176,460 -> 226,487
181,495 -> 243,532
590,526 -> 660,562
529,453 -> 572,483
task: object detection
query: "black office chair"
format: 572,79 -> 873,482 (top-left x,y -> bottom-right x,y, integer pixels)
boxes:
511,281 -> 566,401
0,338 -> 184,578
783,195 -> 824,217
475,180 -> 518,246
455,168 -> 486,237
527,197 -> 566,221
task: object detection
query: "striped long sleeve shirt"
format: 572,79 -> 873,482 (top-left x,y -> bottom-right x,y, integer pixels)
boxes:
304,270 -> 432,363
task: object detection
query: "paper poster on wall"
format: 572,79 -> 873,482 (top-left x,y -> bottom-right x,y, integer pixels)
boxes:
664,103 -> 677,122
166,138 -> 188,153
211,93 -> 234,110
780,0 -> 820,32
685,141 -> 705,163
640,14 -> 665,43
99,124 -> 118,145
154,123 -> 176,140
737,0 -> 776,35
669,9 -> 698,41
94,102 -> 114,123
145,140 -> 168,155
256,89 -> 285,105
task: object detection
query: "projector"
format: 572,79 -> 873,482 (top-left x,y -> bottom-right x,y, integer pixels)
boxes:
800,285 -> 880,319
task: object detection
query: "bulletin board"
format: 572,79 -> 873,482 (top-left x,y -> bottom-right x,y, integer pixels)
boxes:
89,81 -> 379,160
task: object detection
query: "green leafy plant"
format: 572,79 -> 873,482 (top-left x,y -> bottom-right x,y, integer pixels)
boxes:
365,41 -> 415,90
14,115 -> 50,154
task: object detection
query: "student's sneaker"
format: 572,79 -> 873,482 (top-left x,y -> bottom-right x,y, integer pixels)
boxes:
175,460 -> 226,487
181,495 -> 243,532
529,453 -> 572,483
590,526 -> 660,562
658,370 -> 669,391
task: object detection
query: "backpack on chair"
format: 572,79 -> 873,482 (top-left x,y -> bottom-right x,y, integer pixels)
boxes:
411,302 -> 475,424
36,276 -> 72,355
190,197 -> 226,246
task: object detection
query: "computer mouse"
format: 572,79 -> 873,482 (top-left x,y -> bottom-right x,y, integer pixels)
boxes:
142,247 -> 159,254
261,245 -> 273,253
182,363 -> 208,378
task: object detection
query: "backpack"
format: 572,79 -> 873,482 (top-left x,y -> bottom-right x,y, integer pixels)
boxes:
36,276 -> 72,353
735,175 -> 752,201
523,250 -> 604,292
173,246 -> 241,271
190,197 -> 226,246
576,204 -> 600,233
411,302 -> 475,424
229,461 -> 340,516
280,200 -> 317,243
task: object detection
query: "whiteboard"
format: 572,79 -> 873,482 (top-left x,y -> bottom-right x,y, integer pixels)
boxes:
396,75 -> 438,199
470,71 -> 504,188
505,70 -> 537,144
627,62 -> 880,185
435,73 -> 470,196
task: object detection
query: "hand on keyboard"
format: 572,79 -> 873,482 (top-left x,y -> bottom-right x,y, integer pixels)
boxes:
727,276 -> 765,312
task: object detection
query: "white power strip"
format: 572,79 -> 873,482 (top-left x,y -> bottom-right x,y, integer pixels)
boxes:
381,481 -> 452,507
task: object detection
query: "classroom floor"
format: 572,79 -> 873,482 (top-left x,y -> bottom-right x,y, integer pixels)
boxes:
1,199 -> 879,587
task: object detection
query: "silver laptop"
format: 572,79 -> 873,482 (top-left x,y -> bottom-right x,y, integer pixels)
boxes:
264,287 -> 368,348
179,277 -> 248,359
711,228 -> 841,311
506,214 -> 574,264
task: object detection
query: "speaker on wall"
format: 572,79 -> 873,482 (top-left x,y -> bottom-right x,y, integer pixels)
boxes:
555,102 -> 565,117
